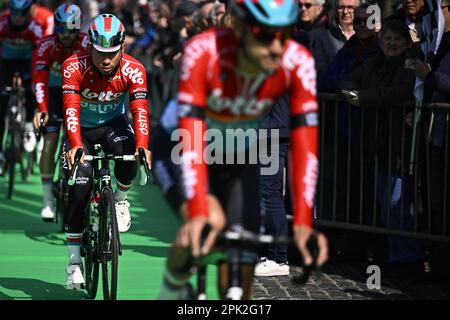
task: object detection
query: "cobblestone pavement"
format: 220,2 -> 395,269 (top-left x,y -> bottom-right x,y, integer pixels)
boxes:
253,262 -> 450,300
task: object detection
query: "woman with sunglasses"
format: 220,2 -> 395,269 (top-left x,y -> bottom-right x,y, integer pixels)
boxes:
157,0 -> 328,300
0,0 -> 44,177
32,3 -> 89,222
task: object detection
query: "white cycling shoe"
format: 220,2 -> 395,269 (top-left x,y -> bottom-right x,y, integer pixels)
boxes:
41,201 -> 56,221
66,263 -> 85,290
115,200 -> 131,232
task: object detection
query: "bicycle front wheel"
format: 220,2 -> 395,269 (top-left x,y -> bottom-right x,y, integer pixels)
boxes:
6,127 -> 18,199
84,223 -> 100,299
99,186 -> 119,300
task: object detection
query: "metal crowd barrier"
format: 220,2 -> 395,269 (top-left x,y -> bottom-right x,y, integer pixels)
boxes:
314,93 -> 450,243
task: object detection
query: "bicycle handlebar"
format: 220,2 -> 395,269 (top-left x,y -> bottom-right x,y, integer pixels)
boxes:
67,147 -> 151,186
178,224 -> 321,287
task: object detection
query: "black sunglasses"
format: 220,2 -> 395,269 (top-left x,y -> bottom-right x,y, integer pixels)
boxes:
246,23 -> 292,45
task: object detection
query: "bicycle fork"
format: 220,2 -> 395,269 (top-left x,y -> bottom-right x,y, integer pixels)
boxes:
226,248 -> 243,300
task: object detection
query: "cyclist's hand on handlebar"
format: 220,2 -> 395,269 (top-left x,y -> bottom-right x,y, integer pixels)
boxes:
135,147 -> 152,169
293,225 -> 329,267
66,147 -> 85,170
178,216 -> 217,257
33,112 -> 48,129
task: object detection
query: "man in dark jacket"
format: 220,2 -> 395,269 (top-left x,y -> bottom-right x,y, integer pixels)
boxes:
294,0 -> 329,46
409,0 -> 450,281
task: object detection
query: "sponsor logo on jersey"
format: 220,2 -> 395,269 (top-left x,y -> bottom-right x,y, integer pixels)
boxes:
81,88 -> 123,101
136,107 -> 149,135
62,84 -> 76,90
63,58 -> 87,78
121,61 -> 144,85
303,152 -> 318,208
35,82 -> 45,104
283,44 -> 317,96
80,100 -> 122,114
180,36 -> 215,81
108,74 -> 121,82
207,89 -> 273,117
181,151 -> 199,199
37,38 -> 54,56
66,107 -> 79,133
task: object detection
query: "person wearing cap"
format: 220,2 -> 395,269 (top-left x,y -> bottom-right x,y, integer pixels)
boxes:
157,0 -> 328,300
32,3 -> 89,222
0,0 -> 44,177
62,13 -> 151,290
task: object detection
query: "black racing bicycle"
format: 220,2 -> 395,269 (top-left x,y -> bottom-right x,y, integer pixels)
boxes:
3,73 -> 29,198
181,225 -> 321,300
68,146 -> 150,300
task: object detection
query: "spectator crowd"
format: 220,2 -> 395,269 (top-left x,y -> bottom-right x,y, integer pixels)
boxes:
1,0 -> 450,282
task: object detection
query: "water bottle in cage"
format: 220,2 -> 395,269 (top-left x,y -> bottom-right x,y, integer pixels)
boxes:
91,192 -> 101,232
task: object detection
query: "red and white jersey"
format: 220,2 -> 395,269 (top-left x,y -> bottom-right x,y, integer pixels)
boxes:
33,33 -> 89,112
0,13 -> 43,59
32,5 -> 54,37
62,53 -> 150,150
178,28 -> 319,227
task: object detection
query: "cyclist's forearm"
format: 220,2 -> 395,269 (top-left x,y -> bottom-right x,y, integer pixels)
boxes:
179,117 -> 209,220
63,94 -> 82,148
129,95 -> 150,149
291,125 -> 318,228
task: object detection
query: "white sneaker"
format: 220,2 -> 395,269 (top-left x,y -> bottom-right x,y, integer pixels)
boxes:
66,263 -> 85,290
41,201 -> 56,220
23,125 -> 37,153
254,258 -> 290,277
115,200 -> 131,232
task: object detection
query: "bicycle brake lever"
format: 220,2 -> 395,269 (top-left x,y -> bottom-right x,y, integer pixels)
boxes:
138,148 -> 152,186
292,233 -> 321,285
68,148 -> 83,186
35,112 -> 46,141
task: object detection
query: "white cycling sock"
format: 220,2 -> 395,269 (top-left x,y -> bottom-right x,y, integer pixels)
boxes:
41,174 -> 54,205
114,182 -> 131,202
66,233 -> 83,264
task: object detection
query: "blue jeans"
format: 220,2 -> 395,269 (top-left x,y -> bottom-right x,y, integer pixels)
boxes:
377,173 -> 421,263
260,139 -> 290,263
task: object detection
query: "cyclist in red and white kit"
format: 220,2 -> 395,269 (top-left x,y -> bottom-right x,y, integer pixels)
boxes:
62,13 -> 151,290
157,0 -> 328,299
32,3 -> 88,221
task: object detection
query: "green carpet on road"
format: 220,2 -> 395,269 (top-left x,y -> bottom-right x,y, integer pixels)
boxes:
0,167 -> 220,300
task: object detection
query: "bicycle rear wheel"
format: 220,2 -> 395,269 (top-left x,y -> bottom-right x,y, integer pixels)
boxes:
99,186 -> 119,300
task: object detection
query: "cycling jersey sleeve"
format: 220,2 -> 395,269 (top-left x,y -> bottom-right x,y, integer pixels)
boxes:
177,37 -> 211,220
32,40 -> 50,112
127,63 -> 150,149
62,57 -> 83,149
288,46 -> 319,228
